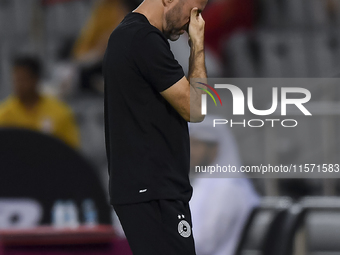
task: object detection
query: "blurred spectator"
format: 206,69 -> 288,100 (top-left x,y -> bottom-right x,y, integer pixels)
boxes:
0,55 -> 80,149
203,0 -> 255,58
327,0 -> 339,23
72,0 -> 128,93
189,116 -> 259,255
49,38 -> 79,98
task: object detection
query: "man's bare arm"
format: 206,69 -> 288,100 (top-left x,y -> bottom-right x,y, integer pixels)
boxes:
188,7 -> 207,122
161,8 -> 207,123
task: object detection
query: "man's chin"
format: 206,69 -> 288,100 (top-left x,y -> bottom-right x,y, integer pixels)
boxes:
169,34 -> 181,41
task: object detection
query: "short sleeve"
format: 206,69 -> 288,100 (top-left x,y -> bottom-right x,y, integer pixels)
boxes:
132,30 -> 185,92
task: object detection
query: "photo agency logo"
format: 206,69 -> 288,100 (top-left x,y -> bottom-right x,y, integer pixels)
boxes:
198,82 -> 312,128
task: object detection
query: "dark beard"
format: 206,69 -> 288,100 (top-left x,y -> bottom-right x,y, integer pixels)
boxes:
164,1 -> 184,40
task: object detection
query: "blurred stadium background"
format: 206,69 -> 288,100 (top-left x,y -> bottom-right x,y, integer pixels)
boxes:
1,0 -> 340,255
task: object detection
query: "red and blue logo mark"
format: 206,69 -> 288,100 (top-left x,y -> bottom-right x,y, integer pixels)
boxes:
197,82 -> 222,106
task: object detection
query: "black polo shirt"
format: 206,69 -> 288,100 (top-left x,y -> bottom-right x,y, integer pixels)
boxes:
103,12 -> 192,205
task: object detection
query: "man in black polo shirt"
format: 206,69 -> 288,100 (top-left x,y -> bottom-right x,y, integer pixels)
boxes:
103,0 -> 208,254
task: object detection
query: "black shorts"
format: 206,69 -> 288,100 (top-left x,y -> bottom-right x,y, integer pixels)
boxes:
113,199 -> 196,255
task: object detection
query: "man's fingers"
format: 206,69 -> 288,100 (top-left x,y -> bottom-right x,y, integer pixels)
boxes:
198,13 -> 205,24
188,7 -> 205,46
190,7 -> 198,20
190,8 -> 204,26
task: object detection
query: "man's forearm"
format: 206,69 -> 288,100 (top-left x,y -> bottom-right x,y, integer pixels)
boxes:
188,42 -> 207,122
188,43 -> 206,79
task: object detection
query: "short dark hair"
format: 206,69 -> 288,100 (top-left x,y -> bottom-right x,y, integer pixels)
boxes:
12,55 -> 42,78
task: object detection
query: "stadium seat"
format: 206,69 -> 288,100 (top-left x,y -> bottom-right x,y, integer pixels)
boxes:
302,197 -> 340,255
269,197 -> 340,255
235,197 -> 293,255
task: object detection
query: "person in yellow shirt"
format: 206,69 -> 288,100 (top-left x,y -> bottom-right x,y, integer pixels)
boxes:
0,56 -> 80,149
72,0 -> 128,64
72,0 -> 128,93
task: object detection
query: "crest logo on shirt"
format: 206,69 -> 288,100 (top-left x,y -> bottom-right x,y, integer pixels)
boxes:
177,215 -> 191,238
41,118 -> 53,133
